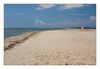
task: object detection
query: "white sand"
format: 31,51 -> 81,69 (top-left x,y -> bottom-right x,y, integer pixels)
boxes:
4,29 -> 96,65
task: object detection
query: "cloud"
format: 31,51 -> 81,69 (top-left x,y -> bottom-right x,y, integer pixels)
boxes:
59,4 -> 88,9
33,18 -> 95,28
16,12 -> 31,15
36,4 -> 56,10
34,19 -> 48,26
69,13 -> 86,16
36,4 -> 88,10
90,16 -> 96,21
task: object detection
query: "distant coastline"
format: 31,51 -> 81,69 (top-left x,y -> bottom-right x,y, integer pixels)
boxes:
4,27 -> 96,39
4,26 -> 96,29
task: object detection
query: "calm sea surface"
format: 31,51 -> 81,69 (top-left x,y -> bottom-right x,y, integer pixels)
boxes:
4,28 -> 63,38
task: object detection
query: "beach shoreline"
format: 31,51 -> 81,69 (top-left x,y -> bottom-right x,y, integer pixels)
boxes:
4,29 -> 96,65
4,31 -> 39,51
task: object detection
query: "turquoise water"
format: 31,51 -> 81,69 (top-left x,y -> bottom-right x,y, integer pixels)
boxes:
4,28 -> 64,38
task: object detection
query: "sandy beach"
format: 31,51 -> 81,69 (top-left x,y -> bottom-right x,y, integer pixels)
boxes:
4,29 -> 96,65
4,32 -> 38,51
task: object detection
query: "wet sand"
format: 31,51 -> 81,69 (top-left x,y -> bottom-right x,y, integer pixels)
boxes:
4,29 -> 96,65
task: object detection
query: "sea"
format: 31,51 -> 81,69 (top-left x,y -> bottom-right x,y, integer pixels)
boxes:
4,28 -> 64,38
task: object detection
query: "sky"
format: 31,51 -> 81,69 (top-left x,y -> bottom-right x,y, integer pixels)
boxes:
4,4 -> 96,28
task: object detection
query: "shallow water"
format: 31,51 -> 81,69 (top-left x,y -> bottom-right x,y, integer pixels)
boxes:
4,28 -> 63,38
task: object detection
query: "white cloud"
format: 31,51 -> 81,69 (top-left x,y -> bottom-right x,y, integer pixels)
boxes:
90,16 -> 96,21
59,4 -> 88,9
34,19 -> 46,25
69,13 -> 86,16
36,4 -> 56,10
16,12 -> 31,15
36,4 -> 88,10
34,19 -> 51,26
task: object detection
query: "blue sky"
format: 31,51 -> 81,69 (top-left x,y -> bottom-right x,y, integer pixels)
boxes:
4,4 -> 96,28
